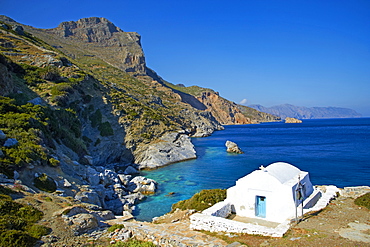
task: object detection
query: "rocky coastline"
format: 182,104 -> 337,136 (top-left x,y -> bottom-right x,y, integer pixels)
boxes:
285,117 -> 303,123
1,176 -> 368,246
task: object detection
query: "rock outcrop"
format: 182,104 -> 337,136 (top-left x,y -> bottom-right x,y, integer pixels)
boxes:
285,117 -> 302,123
47,17 -> 146,75
225,141 -> 244,154
196,91 -> 252,125
135,132 -> 197,169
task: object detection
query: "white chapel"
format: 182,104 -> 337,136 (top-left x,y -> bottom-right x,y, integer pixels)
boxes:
227,162 -> 320,223
190,162 -> 339,237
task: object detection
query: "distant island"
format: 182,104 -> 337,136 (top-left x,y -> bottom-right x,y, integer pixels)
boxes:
249,104 -> 362,119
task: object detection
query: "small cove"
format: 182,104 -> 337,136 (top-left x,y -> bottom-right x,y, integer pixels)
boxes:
134,118 -> 370,221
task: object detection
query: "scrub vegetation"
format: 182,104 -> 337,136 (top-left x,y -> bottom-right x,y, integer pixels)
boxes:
109,239 -> 156,247
0,186 -> 49,247
354,192 -> 370,210
171,189 -> 226,212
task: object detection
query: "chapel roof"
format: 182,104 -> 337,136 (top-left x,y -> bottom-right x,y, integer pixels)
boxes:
264,162 -> 301,184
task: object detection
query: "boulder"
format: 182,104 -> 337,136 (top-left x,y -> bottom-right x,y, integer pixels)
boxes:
135,132 -> 196,169
225,140 -> 244,154
4,138 -> 18,147
105,198 -> 124,215
0,173 -> 13,183
68,213 -> 99,235
0,130 -> 6,139
86,167 -> 101,186
285,117 -> 302,123
13,170 -> 19,180
124,166 -> 139,175
62,178 -> 72,188
28,97 -> 44,105
12,25 -> 24,35
118,174 -> 132,186
0,24 -> 9,30
93,210 -> 115,221
84,155 -> 93,165
127,176 -> 157,194
75,190 -> 103,208
100,169 -> 120,186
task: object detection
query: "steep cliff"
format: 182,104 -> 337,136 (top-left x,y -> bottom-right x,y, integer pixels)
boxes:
47,17 -> 146,74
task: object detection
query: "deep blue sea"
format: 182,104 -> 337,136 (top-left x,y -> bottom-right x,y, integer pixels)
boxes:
134,118 -> 370,221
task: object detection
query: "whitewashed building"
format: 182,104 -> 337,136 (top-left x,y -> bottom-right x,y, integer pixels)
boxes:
190,162 -> 339,237
227,162 -> 319,223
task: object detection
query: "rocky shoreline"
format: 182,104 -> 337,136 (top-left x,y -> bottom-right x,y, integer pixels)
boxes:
2,181 -> 366,247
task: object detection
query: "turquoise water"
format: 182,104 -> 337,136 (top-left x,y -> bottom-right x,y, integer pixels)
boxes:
134,118 -> 370,221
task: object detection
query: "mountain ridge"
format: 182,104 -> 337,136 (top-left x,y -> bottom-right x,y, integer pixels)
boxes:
249,103 -> 362,119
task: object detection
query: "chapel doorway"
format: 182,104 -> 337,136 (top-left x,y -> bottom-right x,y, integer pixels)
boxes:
256,196 -> 266,218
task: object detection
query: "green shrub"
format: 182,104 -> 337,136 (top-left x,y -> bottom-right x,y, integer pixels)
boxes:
17,205 -> 43,223
354,192 -> 370,210
50,83 -> 73,96
33,173 -> 56,193
0,195 -> 46,247
89,109 -> 102,128
39,66 -> 60,81
0,230 -> 36,247
0,216 -> 27,231
19,64 -> 45,86
0,97 -> 52,173
0,195 -> 22,216
26,224 -> 49,239
107,224 -> 125,232
99,121 -> 114,136
48,158 -> 60,167
82,94 -> 92,103
110,239 -> 156,247
171,189 -> 226,212
94,138 -> 101,146
0,186 -> 13,195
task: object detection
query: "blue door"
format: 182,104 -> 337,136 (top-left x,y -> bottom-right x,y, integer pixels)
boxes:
256,196 -> 266,218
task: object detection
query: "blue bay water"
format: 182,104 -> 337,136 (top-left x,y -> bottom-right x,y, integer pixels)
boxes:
134,118 -> 370,221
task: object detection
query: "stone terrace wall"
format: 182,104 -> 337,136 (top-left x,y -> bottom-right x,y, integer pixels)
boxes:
190,213 -> 290,237
190,201 -> 290,237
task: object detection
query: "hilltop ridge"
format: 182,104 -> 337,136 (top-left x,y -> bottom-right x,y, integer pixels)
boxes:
250,104 -> 362,119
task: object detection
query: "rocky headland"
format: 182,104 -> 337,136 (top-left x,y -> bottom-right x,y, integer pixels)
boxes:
285,117 -> 302,123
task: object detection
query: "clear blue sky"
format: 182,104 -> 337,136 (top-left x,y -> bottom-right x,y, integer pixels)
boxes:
2,0 -> 370,115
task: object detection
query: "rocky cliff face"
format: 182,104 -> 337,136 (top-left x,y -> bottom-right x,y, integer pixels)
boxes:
196,91 -> 252,125
43,17 -> 146,75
